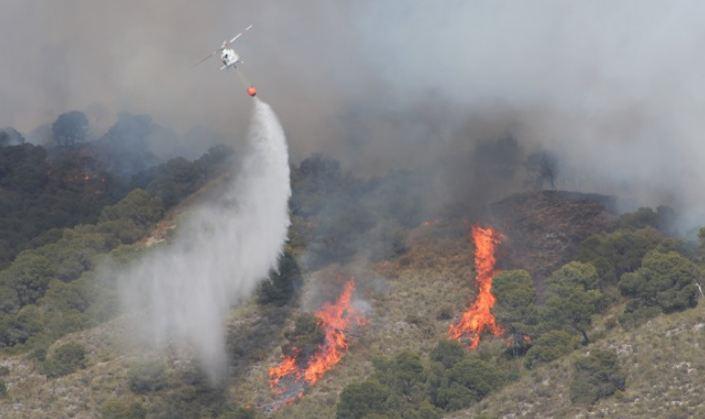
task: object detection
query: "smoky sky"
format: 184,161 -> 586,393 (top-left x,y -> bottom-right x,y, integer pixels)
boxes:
3,1 -> 705,229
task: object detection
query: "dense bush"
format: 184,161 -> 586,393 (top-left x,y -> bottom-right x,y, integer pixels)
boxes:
0,380 -> 6,398
569,349 -> 625,404
1,252 -> 55,306
618,250 -> 700,327
373,351 -> 427,401
0,305 -> 43,347
542,262 -> 604,344
431,356 -> 507,411
577,228 -> 663,287
41,341 -> 86,378
492,269 -> 538,354
99,189 -> 164,229
128,361 -> 168,394
617,206 -> 675,232
257,251 -> 301,306
336,380 -> 391,419
524,330 -> 577,369
337,339 -> 513,416
430,340 -> 466,369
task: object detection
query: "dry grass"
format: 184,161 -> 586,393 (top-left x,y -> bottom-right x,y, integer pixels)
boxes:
451,303 -> 705,419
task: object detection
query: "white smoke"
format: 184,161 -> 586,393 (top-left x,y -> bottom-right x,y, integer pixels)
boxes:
118,98 -> 290,381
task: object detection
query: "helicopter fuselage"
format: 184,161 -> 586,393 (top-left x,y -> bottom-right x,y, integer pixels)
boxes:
220,47 -> 240,70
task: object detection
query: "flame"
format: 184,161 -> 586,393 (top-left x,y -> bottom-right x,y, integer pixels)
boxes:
449,225 -> 503,349
269,279 -> 366,396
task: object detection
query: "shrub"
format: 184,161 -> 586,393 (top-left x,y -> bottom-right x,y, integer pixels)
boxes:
431,357 -> 507,411
100,399 -> 146,419
618,251 -> 699,322
257,251 -> 301,306
493,270 -> 538,354
577,228 -> 663,287
282,314 -> 324,365
524,330 -> 577,369
0,380 -> 6,398
0,305 -> 43,347
569,349 -> 625,405
99,189 -> 164,228
373,352 -> 427,400
128,361 -> 167,394
42,341 -> 86,378
1,251 -> 55,306
336,380 -> 391,419
430,340 -> 466,369
542,262 -> 604,344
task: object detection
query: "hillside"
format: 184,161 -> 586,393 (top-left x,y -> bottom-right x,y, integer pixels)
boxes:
454,303 -> 705,418
2,183 -> 698,418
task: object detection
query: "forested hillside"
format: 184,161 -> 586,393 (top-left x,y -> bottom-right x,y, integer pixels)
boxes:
0,119 -> 703,419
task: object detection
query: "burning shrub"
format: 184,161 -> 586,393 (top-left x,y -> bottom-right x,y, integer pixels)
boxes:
569,349 -> 625,405
41,341 -> 86,378
282,313 -> 325,366
449,226 -> 504,349
269,280 -> 366,398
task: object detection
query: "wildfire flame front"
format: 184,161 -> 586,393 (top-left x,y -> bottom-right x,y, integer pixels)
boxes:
269,279 -> 366,399
449,225 -> 503,349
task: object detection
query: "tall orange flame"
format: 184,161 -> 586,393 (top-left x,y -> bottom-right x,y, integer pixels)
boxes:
449,225 -> 503,349
269,279 -> 366,397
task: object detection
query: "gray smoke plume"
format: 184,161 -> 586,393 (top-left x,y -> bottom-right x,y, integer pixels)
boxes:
119,98 -> 290,381
3,1 -> 705,230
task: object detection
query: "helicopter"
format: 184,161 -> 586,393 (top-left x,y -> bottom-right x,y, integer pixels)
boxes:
195,24 -> 257,97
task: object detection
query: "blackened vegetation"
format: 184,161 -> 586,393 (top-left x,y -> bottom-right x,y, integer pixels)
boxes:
290,154 -> 425,269
490,191 -> 616,283
0,142 -> 121,267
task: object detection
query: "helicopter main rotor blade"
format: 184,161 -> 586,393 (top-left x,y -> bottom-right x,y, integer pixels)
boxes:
228,24 -> 253,45
193,52 -> 215,67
